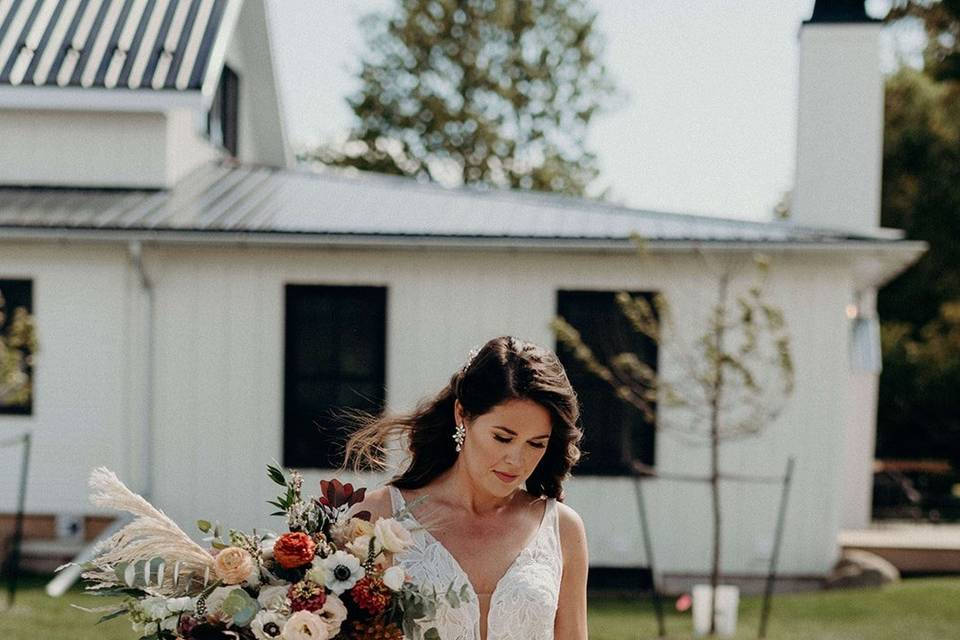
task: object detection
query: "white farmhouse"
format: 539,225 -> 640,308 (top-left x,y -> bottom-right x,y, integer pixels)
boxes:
0,0 -> 926,594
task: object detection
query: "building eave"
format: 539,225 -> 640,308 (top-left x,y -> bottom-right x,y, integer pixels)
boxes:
0,86 -> 203,112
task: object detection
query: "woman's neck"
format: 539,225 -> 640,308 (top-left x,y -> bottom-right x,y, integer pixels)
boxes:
433,459 -> 518,516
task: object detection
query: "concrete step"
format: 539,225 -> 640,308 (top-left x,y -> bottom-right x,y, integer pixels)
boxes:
839,523 -> 960,574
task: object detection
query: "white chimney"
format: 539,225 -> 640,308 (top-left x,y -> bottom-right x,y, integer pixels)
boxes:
793,0 -> 884,233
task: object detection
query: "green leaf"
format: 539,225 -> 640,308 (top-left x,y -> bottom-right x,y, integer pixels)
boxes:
95,609 -> 128,624
267,464 -> 287,487
424,628 -> 441,640
221,588 -> 260,627
197,520 -> 212,533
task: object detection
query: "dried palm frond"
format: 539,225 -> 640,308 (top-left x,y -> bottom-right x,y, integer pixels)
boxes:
78,467 -> 216,596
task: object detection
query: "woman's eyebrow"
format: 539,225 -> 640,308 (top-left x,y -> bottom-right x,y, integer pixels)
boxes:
493,426 -> 550,440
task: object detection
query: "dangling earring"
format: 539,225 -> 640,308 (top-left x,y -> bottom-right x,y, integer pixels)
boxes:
453,422 -> 466,452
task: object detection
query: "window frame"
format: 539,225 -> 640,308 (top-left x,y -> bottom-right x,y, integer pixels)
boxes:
0,278 -> 35,416
282,284 -> 388,470
555,289 -> 658,475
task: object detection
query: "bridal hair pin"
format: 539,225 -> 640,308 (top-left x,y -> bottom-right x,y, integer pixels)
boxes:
459,344 -> 483,376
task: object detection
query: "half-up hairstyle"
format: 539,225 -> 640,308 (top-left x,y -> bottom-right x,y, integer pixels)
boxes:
341,336 -> 582,500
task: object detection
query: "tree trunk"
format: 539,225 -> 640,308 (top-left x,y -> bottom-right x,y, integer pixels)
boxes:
708,274 -> 729,636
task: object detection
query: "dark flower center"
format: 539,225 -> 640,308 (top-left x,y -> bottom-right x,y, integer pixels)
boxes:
264,622 -> 280,636
334,564 -> 352,581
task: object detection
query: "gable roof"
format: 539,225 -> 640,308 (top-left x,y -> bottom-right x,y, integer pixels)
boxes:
0,0 -> 235,93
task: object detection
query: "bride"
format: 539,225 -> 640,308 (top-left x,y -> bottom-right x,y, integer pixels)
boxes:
342,336 -> 589,640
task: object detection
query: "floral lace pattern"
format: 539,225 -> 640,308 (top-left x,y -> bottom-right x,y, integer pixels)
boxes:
389,485 -> 562,640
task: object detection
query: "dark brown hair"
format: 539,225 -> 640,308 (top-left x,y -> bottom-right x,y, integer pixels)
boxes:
341,336 -> 582,500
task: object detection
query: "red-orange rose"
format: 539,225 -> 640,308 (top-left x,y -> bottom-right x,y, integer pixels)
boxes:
273,532 -> 316,569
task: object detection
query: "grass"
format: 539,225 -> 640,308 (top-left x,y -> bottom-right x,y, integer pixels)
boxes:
1,575 -> 959,639
588,577 -> 960,639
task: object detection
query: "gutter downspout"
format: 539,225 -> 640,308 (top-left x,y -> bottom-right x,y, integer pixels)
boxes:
46,241 -> 154,597
127,240 -> 156,501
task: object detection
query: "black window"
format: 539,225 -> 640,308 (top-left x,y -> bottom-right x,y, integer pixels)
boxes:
0,279 -> 34,416
556,290 -> 657,475
284,285 -> 387,469
207,65 -> 239,156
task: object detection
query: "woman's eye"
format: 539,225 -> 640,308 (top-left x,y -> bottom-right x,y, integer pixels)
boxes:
529,442 -> 546,449
494,435 -> 512,443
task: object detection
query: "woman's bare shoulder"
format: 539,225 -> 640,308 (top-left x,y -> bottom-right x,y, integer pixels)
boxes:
348,485 -> 395,521
555,501 -> 588,565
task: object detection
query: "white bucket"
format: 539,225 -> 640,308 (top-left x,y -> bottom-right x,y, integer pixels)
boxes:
692,584 -> 740,637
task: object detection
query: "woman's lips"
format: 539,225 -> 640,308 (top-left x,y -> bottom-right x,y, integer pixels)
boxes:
494,471 -> 518,483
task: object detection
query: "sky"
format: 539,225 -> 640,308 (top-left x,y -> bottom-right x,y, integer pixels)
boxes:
267,0 -> 917,221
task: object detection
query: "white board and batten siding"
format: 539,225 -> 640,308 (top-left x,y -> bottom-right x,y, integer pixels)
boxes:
0,241 -> 853,581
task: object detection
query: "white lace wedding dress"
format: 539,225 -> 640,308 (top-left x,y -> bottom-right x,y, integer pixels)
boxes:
388,485 -> 563,640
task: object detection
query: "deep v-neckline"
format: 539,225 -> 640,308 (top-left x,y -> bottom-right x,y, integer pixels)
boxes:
392,486 -> 551,631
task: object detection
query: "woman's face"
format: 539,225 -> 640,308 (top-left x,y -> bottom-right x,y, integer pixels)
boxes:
456,398 -> 552,497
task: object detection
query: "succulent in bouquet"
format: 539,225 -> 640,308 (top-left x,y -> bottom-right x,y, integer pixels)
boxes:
64,466 -> 468,640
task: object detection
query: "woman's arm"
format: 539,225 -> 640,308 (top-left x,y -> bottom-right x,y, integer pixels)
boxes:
554,502 -> 589,640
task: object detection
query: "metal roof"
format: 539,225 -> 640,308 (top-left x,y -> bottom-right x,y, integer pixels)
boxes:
0,161 -> 918,247
0,0 -> 232,91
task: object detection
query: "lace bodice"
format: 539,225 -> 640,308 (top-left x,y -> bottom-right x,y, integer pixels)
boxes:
388,485 -> 563,640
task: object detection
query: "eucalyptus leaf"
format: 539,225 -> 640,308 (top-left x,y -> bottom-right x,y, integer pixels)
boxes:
197,520 -> 212,533
221,588 -> 260,627
424,627 -> 441,640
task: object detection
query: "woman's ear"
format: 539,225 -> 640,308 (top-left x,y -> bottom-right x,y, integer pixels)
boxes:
453,399 -> 464,425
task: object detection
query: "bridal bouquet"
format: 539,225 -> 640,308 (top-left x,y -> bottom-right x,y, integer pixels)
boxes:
67,466 -> 467,640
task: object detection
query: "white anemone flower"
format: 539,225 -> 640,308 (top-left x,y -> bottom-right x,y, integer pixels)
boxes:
322,550 -> 365,595
250,610 -> 287,640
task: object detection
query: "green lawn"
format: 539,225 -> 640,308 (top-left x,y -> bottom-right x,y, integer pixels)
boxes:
1,576 -> 959,639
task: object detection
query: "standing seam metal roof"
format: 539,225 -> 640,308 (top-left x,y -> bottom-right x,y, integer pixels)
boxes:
0,0 -> 229,90
0,161 -> 913,245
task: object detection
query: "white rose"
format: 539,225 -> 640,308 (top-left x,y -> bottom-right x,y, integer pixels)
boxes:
382,565 -> 406,591
282,610 -> 329,640
373,517 -> 414,553
251,610 -> 287,639
143,621 -> 158,635
160,616 -> 179,632
257,585 -> 290,611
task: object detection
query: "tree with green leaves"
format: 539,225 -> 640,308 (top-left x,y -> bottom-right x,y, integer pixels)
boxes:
888,0 -> 960,81
308,0 -> 615,196
877,59 -> 960,468
553,248 -> 794,637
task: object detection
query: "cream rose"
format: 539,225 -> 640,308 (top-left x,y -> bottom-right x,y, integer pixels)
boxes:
214,547 -> 255,585
282,610 -> 329,640
345,534 -> 382,561
316,593 -> 348,637
382,565 -> 406,591
373,517 -> 413,553
331,517 -> 374,547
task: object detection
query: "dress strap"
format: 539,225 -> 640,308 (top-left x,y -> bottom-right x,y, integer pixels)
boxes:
387,484 -> 403,513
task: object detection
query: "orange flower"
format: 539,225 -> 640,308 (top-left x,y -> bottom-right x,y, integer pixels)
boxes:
274,532 -> 317,569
